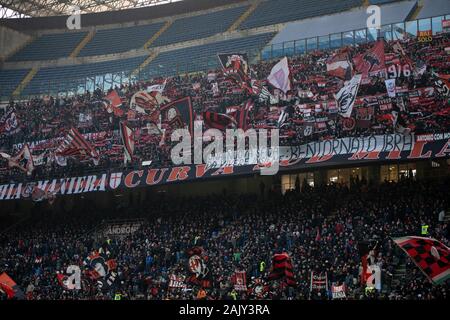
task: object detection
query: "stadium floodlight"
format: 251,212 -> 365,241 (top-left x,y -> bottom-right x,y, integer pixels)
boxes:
142,160 -> 152,166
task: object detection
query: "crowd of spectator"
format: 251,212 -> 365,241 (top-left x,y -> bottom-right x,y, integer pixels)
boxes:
0,177 -> 448,300
0,33 -> 449,184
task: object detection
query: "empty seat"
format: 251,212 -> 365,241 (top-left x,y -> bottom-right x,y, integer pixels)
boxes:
79,22 -> 166,57
0,69 -> 30,98
152,5 -> 249,47
240,0 -> 362,30
8,32 -> 88,62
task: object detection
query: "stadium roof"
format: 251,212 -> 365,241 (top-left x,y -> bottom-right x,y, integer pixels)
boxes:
0,0 -> 183,18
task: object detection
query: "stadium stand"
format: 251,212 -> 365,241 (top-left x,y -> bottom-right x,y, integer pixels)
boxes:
239,0 -> 363,30
151,5 -> 250,47
143,32 -> 276,77
0,31 -> 448,184
0,178 -> 448,300
0,0 -> 449,303
0,69 -> 30,97
21,56 -> 147,96
78,22 -> 166,57
7,31 -> 88,62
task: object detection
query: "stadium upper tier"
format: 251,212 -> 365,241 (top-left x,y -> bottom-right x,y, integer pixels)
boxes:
78,22 -> 166,57
151,5 -> 250,47
239,0 -> 363,30
6,0 -> 364,63
18,32 -> 274,96
7,31 -> 88,62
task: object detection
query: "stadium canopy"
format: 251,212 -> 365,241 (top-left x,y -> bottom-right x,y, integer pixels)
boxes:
0,0 -> 183,18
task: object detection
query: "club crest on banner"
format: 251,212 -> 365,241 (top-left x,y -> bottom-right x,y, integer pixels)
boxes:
109,172 -> 123,189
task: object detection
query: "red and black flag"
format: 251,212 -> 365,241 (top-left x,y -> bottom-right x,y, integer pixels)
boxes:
102,90 -> 124,117
0,273 -> 25,300
326,49 -> 353,80
160,97 -> 195,136
218,53 -> 252,93
231,270 -> 247,291
353,40 -> 386,81
202,111 -> 237,130
393,236 -> 450,285
229,99 -> 254,131
187,247 -> 211,288
83,251 -> 118,290
120,122 -> 134,164
56,127 -> 99,165
268,252 -> 296,286
0,109 -> 20,135
0,144 -> 34,175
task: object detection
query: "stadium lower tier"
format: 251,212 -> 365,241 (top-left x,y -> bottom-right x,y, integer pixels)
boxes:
1,33 -> 449,186
0,178 -> 448,300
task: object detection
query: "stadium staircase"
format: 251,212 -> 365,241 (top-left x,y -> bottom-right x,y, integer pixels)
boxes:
130,50 -> 160,77
69,29 -> 96,58
3,36 -> 34,62
408,0 -> 423,21
143,20 -> 173,49
12,67 -> 39,96
228,0 -> 262,32
390,261 -> 407,288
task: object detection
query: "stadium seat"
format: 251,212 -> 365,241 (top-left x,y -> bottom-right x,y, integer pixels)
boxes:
22,56 -> 146,96
143,33 -> 275,77
79,22 -> 166,57
7,31 -> 88,62
239,0 -> 363,30
151,5 -> 250,47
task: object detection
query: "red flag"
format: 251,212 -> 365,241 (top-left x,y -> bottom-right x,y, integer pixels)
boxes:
268,252 -> 296,286
104,90 -> 124,117
56,128 -> 99,164
327,51 -> 352,80
393,236 -> 450,285
353,40 -> 386,81
120,122 -> 134,164
202,111 -> 237,130
0,273 -> 25,299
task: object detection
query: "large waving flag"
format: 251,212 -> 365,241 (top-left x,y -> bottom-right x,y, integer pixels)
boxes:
335,74 -> 362,118
0,273 -> 25,300
202,111 -> 237,130
327,51 -> 352,80
353,40 -> 386,81
160,97 -> 195,136
393,236 -> 450,285
103,90 -> 124,117
56,128 -> 99,165
120,122 -> 134,164
267,57 -> 291,94
0,109 -> 20,135
268,252 -> 296,287
0,144 -> 34,175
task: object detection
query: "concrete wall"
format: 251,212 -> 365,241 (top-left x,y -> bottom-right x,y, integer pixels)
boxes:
269,0 -> 417,45
417,0 -> 450,19
0,26 -> 31,62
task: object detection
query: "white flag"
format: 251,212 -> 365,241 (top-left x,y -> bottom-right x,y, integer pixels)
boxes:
147,81 -> 166,93
335,74 -> 362,118
385,78 -> 396,98
267,57 -> 291,94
